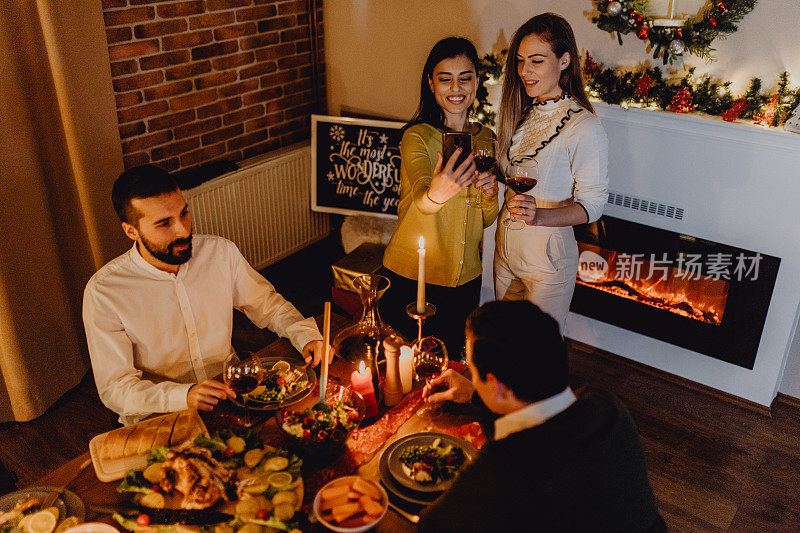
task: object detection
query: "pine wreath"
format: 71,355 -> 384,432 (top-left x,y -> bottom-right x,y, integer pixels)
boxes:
591,0 -> 758,64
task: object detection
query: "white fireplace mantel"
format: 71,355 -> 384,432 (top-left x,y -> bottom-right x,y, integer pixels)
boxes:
563,102 -> 800,406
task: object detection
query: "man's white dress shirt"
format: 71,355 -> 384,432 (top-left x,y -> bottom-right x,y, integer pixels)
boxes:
83,234 -> 321,425
493,386 -> 577,440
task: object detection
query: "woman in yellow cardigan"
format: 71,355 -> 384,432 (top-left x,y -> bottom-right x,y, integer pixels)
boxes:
382,37 -> 499,357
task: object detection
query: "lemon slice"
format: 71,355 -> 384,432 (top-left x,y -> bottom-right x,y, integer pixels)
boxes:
24,510 -> 57,533
249,385 -> 266,396
18,515 -> 33,531
41,508 -> 59,523
267,471 -> 293,488
272,361 -> 291,373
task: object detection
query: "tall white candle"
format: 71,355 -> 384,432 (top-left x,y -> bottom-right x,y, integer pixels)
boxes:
667,0 -> 677,18
399,345 -> 414,394
416,236 -> 426,313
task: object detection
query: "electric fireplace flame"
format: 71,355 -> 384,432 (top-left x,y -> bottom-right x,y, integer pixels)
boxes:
577,245 -> 729,326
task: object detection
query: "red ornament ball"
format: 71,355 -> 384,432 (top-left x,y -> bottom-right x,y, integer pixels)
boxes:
675,27 -> 683,37
635,14 -> 644,23
637,25 -> 650,40
709,18 -> 718,27
717,2 -> 728,11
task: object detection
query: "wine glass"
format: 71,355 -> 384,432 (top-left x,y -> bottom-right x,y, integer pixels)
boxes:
468,138 -> 497,208
223,350 -> 264,427
413,336 -> 449,419
502,160 -> 539,230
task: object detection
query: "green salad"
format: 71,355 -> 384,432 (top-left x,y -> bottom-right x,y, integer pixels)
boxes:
249,369 -> 308,404
398,438 -> 466,484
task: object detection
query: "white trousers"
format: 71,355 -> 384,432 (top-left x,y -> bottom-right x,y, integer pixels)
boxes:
494,220 -> 579,332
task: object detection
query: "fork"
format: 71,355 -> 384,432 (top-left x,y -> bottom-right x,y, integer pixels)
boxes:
283,368 -> 305,387
42,458 -> 91,508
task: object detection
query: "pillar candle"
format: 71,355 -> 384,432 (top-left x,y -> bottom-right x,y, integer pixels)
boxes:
416,236 -> 426,313
351,361 -> 378,417
399,346 -> 414,394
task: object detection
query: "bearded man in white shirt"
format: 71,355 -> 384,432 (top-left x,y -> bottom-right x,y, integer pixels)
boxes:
83,164 -> 325,425
419,300 -> 665,532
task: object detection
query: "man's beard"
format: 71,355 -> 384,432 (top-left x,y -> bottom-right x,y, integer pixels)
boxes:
140,234 -> 193,265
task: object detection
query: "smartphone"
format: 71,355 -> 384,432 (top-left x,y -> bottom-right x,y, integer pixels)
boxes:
442,131 -> 471,169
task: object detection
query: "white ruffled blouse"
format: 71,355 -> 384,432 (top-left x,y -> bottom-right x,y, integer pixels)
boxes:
505,95 -> 609,223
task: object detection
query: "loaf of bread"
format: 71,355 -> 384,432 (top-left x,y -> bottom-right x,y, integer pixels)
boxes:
100,411 -> 191,461
168,410 -> 194,447
100,425 -> 135,461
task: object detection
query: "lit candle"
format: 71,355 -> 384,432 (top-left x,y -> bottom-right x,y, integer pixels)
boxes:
399,346 -> 414,394
416,236 -> 426,314
351,361 -> 379,417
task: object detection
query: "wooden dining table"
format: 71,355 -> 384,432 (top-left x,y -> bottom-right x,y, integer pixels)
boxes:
31,315 -> 483,532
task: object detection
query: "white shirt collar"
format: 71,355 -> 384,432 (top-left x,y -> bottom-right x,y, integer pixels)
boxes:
493,386 -> 577,440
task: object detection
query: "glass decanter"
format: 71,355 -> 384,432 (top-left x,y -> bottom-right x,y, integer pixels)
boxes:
333,274 -> 401,367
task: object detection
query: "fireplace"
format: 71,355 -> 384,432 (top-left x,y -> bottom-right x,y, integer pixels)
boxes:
570,216 -> 780,370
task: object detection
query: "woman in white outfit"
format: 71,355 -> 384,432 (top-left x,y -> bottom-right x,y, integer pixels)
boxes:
494,13 -> 608,330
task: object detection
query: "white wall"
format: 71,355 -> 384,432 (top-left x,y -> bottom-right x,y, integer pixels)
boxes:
325,0 -> 800,119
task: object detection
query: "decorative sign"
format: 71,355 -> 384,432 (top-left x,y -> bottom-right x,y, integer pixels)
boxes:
311,115 -> 404,218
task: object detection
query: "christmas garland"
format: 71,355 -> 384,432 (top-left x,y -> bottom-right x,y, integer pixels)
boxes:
583,52 -> 800,126
472,49 -> 506,126
473,48 -> 798,128
591,0 -> 758,64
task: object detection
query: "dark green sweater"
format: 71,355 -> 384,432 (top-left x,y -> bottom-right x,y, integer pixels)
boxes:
419,388 -> 665,532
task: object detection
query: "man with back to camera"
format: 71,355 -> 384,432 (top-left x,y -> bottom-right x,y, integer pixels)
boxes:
418,300 -> 665,532
83,164 -> 325,425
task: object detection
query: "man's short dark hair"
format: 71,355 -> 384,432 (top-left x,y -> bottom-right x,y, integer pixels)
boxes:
466,301 -> 569,403
111,164 -> 179,225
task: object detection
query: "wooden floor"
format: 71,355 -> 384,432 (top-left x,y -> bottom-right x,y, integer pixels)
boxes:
1,235 -> 799,532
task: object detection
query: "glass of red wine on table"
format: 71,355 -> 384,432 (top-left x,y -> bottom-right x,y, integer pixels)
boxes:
503,160 -> 539,230
413,337 -> 449,420
469,138 -> 497,208
223,350 -> 264,427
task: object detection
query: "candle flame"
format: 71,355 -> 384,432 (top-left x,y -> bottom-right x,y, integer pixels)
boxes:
418,236 -> 425,249
358,360 -> 366,373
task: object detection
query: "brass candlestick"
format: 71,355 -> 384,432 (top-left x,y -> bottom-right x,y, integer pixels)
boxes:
406,302 -> 436,347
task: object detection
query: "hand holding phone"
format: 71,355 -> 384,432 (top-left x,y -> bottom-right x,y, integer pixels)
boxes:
442,131 -> 472,170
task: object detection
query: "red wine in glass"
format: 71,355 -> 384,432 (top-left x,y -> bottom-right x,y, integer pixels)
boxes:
415,361 -> 444,381
503,161 -> 539,229
506,176 -> 537,194
474,155 -> 496,173
413,337 -> 448,419
223,351 -> 263,426
229,375 -> 259,396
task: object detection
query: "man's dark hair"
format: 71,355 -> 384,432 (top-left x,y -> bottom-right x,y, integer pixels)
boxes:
111,164 -> 179,225
466,301 -> 569,403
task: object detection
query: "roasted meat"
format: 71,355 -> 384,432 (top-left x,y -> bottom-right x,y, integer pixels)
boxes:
158,447 -> 233,509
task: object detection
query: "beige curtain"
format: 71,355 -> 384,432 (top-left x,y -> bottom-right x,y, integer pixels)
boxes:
0,1 -> 127,422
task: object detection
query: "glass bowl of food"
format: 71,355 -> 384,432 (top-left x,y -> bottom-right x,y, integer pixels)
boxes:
276,383 -> 366,461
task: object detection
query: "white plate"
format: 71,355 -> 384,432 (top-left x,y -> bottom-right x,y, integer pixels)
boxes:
0,487 -> 84,522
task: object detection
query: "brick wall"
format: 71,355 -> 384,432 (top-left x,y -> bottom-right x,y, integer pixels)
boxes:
102,0 -> 325,172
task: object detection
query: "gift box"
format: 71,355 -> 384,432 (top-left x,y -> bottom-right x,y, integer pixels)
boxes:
331,243 -> 386,318
331,242 -> 385,292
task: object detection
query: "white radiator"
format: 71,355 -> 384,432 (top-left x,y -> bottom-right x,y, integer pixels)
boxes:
184,144 -> 330,270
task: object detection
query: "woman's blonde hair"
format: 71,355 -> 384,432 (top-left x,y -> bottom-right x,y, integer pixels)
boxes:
497,13 -> 593,158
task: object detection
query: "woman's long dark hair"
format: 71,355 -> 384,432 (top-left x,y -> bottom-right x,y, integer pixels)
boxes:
403,37 -> 480,133
498,13 -> 594,157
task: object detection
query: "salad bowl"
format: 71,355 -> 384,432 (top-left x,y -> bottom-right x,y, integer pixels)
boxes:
276,383 -> 366,461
